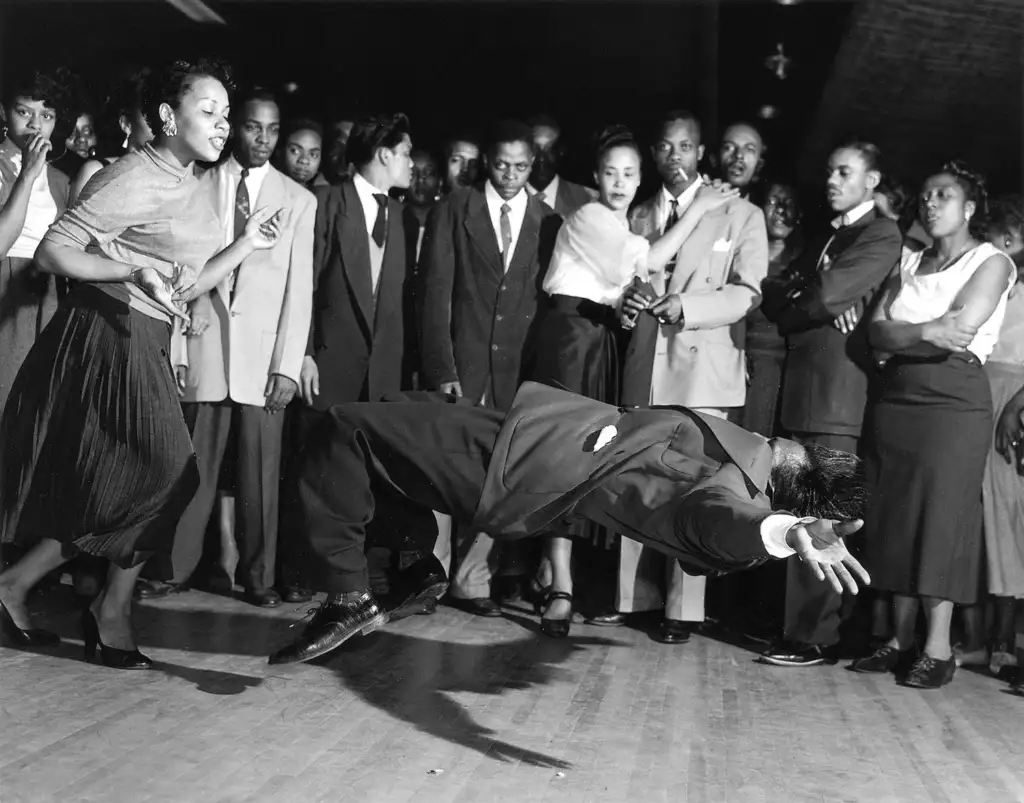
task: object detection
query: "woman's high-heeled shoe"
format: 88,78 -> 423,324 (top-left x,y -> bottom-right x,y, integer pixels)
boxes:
540,591 -> 573,639
529,581 -> 552,616
80,610 -> 153,670
0,600 -> 60,647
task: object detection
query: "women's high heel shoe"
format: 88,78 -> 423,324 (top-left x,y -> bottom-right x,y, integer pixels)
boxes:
80,610 -> 153,670
0,600 -> 60,647
540,591 -> 573,639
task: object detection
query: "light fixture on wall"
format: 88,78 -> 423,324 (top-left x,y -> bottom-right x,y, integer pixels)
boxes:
765,43 -> 792,81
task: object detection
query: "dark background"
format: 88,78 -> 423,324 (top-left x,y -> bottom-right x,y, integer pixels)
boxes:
1,0 -> 855,194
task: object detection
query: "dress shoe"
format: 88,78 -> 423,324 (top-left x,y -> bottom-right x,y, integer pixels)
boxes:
540,591 -> 573,639
282,586 -> 314,604
651,618 -> 694,645
417,597 -> 438,616
135,580 -> 184,600
244,589 -> 282,608
81,610 -> 152,670
388,555 -> 448,621
268,591 -> 387,665
989,640 -> 1018,677
584,611 -> 626,627
448,597 -> 503,617
849,644 -> 916,675
758,639 -> 830,666
901,653 -> 956,689
0,600 -> 60,648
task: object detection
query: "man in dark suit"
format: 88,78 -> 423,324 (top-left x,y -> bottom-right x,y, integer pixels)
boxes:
268,382 -> 868,665
759,141 -> 902,667
526,114 -> 597,217
419,119 -> 562,615
287,114 -> 442,612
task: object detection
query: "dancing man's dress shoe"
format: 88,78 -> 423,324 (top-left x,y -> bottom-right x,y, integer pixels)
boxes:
244,589 -> 282,608
758,639 -> 829,666
387,555 -> 449,621
651,618 -> 694,645
448,597 -> 503,617
135,580 -> 185,600
585,611 -> 626,627
268,591 -> 387,665
282,586 -> 314,604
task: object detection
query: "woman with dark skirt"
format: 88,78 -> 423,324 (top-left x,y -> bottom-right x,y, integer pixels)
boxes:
531,126 -> 739,636
0,59 -> 283,668
853,162 -> 1016,688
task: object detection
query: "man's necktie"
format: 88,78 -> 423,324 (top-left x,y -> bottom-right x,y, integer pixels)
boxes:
232,169 -> 250,298
500,203 -> 512,266
664,199 -> 680,276
372,194 -> 388,248
535,191 -> 547,208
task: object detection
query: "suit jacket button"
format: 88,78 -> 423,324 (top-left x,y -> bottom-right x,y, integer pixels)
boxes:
491,344 -> 498,351
690,346 -> 698,353
705,277 -> 712,283
495,314 -> 503,321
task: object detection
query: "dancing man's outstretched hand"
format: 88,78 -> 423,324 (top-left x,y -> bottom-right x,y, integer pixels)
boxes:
786,519 -> 869,594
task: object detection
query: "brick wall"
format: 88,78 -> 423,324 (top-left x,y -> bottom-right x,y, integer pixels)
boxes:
799,0 -> 1023,194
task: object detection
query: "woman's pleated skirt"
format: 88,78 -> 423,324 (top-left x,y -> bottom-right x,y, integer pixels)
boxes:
1,283 -> 198,570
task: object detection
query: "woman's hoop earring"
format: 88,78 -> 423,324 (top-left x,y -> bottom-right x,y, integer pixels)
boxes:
162,118 -> 177,138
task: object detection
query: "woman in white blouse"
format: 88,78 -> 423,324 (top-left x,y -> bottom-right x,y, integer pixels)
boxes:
530,126 -> 738,636
854,162 -> 1016,688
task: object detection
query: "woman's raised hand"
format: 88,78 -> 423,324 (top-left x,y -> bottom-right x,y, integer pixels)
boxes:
692,180 -> 741,214
132,266 -> 189,324
243,207 -> 286,250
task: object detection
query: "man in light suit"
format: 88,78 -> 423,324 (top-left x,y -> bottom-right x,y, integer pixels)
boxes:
596,110 -> 768,644
268,382 -> 868,665
158,89 -> 314,607
526,114 -> 597,217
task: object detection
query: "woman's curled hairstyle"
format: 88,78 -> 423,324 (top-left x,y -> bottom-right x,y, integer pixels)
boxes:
941,159 -> 988,234
593,124 -> 640,166
139,57 -> 234,135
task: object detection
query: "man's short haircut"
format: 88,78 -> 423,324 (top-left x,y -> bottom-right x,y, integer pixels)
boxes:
652,109 -> 702,146
525,113 -> 561,135
484,119 -> 534,158
346,113 -> 411,169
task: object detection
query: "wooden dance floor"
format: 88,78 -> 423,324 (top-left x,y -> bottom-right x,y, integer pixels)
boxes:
2,588 -> 1022,803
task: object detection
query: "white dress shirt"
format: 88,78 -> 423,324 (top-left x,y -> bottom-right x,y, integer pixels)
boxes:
760,515 -> 815,558
527,175 -> 560,210
657,180 -> 702,235
352,172 -> 389,244
485,180 -> 528,271
6,153 -> 59,260
818,198 -> 877,270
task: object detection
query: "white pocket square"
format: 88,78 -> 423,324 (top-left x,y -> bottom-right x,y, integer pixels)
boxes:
593,425 -> 618,452
712,238 -> 732,253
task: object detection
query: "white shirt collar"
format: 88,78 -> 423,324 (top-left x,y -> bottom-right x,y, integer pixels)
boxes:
228,154 -> 271,180
662,179 -> 701,211
832,199 -> 875,229
485,180 -> 528,214
353,171 -> 387,201
528,175 -> 560,206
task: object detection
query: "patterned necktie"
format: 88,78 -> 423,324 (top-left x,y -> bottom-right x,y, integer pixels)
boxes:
536,191 -> 547,207
232,169 -> 250,299
664,199 -> 680,275
234,168 -> 250,240
372,194 -> 388,248
500,203 -> 512,266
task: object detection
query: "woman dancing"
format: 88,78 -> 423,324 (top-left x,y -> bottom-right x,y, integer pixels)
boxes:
0,58 -> 282,668
531,125 -> 738,636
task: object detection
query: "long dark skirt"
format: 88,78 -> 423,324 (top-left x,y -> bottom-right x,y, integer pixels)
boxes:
0,283 -> 199,571
863,352 -> 992,604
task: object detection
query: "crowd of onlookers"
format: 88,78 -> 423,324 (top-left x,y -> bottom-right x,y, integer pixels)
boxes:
0,59 -> 1022,694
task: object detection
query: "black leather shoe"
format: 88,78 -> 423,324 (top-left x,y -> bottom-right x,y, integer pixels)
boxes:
651,618 -> 694,645
540,591 -> 573,639
448,597 -> 503,617
901,653 -> 956,689
0,600 -> 59,648
244,589 -> 282,608
268,591 -> 387,665
759,639 -> 830,666
81,610 -> 152,670
282,586 -> 314,604
388,555 -> 449,621
850,644 -> 916,675
585,611 -> 626,627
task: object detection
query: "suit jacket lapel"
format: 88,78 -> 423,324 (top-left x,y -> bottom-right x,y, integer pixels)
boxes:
338,181 -> 375,334
667,205 -> 727,293
692,410 -> 772,494
464,187 -> 504,276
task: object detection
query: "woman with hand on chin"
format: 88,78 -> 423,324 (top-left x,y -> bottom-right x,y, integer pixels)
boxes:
855,162 -> 1016,689
0,59 -> 282,669
531,125 -> 739,637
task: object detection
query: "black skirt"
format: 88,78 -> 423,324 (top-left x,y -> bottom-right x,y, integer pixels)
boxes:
0,283 -> 199,570
863,352 -> 992,603
531,294 -> 621,404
